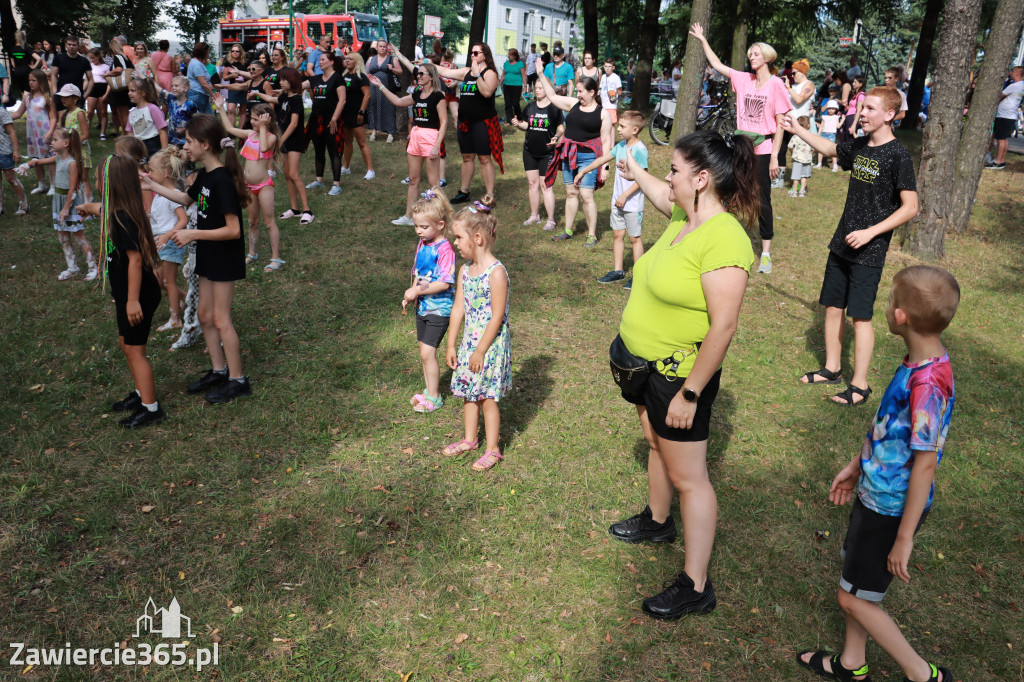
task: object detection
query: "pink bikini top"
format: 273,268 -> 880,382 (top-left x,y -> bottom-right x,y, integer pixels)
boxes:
240,133 -> 273,161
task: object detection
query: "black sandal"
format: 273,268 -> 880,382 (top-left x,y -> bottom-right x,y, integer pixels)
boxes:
801,367 -> 842,384
903,663 -> 951,682
834,384 -> 872,406
797,650 -> 872,681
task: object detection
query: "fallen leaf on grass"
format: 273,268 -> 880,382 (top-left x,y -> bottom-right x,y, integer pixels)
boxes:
141,505 -> 155,513
43,448 -> 55,455
454,633 -> 469,644
401,447 -> 414,455
604,632 -> 612,644
230,606 -> 244,614
626,563 -> 638,574
401,673 -> 413,682
371,485 -> 392,494
28,384 -> 44,393
702,661 -> 711,671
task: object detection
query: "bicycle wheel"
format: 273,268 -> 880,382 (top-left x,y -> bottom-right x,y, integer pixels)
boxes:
648,111 -> 672,146
712,113 -> 736,136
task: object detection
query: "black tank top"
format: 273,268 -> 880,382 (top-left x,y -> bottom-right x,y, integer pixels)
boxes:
457,67 -> 497,123
563,102 -> 602,141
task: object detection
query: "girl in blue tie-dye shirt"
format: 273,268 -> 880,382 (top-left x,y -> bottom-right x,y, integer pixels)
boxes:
402,188 -> 455,413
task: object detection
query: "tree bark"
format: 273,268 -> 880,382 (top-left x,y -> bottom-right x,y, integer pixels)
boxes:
948,0 -> 1024,233
397,0 -> 419,135
906,0 -> 943,124
469,0 -> 488,48
730,0 -> 752,71
583,0 -> 599,59
672,0 -> 713,139
900,0 -> 984,260
0,0 -> 15,99
631,0 -> 661,113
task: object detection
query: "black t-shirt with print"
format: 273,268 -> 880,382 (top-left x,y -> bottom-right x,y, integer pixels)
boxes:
457,67 -> 496,123
54,53 -> 92,92
265,68 -> 280,90
108,210 -> 161,305
831,137 -> 917,267
411,88 -> 445,130
310,71 -> 344,117
186,167 -> 246,281
523,100 -> 563,157
341,72 -> 369,118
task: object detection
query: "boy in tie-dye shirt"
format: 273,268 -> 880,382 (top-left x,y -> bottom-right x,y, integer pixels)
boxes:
797,265 -> 960,682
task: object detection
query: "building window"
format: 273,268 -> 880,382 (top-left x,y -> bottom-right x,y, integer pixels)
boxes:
540,15 -> 547,30
522,38 -> 528,52
503,35 -> 511,49
505,8 -> 513,23
523,13 -> 530,30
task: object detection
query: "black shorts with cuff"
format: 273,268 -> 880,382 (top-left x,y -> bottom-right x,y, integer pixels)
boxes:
115,287 -> 161,346
839,498 -> 929,603
457,119 -> 491,157
622,368 -> 721,442
819,251 -> 884,320
523,151 -> 552,174
416,313 -> 449,348
992,117 -> 1015,141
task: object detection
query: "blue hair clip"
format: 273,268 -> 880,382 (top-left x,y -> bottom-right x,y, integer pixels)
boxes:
420,189 -> 436,200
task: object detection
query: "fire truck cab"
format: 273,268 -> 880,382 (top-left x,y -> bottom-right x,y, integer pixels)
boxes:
219,12 -> 387,55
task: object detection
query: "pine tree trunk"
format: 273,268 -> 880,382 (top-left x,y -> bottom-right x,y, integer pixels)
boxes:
469,0 -> 488,47
900,0 -> 983,260
906,0 -> 943,124
947,0 -> 1024,233
631,0 -> 661,113
730,0 -> 752,71
672,0 -> 713,139
583,0 -> 600,60
396,0 -> 419,135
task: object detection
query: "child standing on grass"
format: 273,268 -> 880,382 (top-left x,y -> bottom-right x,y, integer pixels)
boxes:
27,128 -> 97,281
786,86 -> 918,406
575,110 -> 648,289
161,76 -> 198,147
402,188 -> 456,413
788,115 -> 814,197
817,100 -> 843,171
56,84 -> 92,202
141,114 -> 253,404
0,103 -> 29,216
148,146 -> 190,332
11,69 -> 56,195
443,195 -> 511,472
798,265 -> 959,682
128,78 -> 169,157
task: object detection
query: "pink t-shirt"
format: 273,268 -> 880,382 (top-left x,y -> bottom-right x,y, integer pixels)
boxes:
729,69 -> 792,155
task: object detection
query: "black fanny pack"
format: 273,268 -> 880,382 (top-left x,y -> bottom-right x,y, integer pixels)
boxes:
609,334 -> 700,394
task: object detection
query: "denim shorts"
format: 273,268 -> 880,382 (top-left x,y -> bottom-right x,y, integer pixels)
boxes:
158,240 -> 186,265
821,132 -> 837,143
562,149 -> 598,189
0,153 -> 14,170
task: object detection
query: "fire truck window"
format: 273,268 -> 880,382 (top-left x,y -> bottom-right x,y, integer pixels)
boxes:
308,22 -> 322,41
337,22 -> 354,45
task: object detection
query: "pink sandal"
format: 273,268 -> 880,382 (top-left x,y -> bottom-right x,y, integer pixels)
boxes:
442,438 -> 478,456
472,449 -> 503,471
412,393 -> 443,413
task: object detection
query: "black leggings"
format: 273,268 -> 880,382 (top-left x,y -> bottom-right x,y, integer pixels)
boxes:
756,154 -> 773,241
311,130 -> 342,182
502,85 -> 522,122
777,130 -> 793,169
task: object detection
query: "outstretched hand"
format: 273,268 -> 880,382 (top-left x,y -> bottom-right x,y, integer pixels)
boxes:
689,22 -> 708,43
367,74 -> 382,88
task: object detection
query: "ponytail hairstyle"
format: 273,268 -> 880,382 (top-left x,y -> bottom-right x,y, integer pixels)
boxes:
452,194 -> 498,248
114,135 -> 149,170
53,128 -> 84,174
104,155 -> 160,271
128,76 -> 158,105
149,145 -> 188,190
674,130 -> 760,228
410,187 -> 453,239
184,113 -> 251,207
248,102 -> 282,166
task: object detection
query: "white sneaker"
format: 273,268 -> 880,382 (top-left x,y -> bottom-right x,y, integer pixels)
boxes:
339,167 -> 352,176
58,267 -> 80,281
364,170 -> 376,181
757,254 -> 772,274
369,132 -> 377,141
327,185 -> 342,196
84,267 -> 99,281
401,176 -> 411,184
47,185 -> 55,196
305,180 -> 324,189
386,134 -> 394,143
391,215 -> 415,226
30,183 -> 48,195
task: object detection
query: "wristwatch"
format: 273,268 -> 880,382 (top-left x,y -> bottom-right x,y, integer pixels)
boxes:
358,109 -> 366,115
682,386 -> 699,403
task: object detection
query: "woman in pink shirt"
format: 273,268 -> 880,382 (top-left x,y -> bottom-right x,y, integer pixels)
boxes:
690,23 -> 792,274
151,40 -> 174,92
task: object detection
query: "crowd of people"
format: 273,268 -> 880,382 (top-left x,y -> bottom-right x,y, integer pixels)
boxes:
4,23 -> 1001,682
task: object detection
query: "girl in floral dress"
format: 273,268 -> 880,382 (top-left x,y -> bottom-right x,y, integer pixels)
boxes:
11,69 -> 56,194
443,195 -> 512,471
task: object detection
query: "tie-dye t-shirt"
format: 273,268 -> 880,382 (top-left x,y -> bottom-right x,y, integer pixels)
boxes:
858,353 -> 954,516
413,238 -> 457,317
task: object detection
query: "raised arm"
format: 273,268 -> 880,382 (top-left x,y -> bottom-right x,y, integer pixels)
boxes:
621,151 -> 672,217
475,68 -> 499,98
533,56 -> 576,111
390,48 -> 415,74
434,63 -> 470,82
212,92 -> 250,139
688,23 -> 730,77
367,73 -> 413,107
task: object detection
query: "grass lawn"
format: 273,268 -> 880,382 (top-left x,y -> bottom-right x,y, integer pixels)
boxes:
0,120 -> 1021,681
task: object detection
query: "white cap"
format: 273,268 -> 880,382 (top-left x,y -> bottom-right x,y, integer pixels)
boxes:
825,99 -> 839,110
56,84 -> 82,99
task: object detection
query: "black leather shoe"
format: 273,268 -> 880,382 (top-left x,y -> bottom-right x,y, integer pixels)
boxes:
119,406 -> 166,429
205,377 -> 252,404
111,390 -> 142,412
450,190 -> 471,204
187,369 -> 228,394
609,506 -> 677,544
642,572 -> 716,620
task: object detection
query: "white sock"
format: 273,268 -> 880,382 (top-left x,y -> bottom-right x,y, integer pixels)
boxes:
142,401 -> 158,412
229,376 -> 246,383
212,366 -> 228,375
135,389 -> 141,397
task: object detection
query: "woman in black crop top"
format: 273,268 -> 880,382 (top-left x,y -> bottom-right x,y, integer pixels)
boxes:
435,43 -> 502,204
535,59 -> 614,247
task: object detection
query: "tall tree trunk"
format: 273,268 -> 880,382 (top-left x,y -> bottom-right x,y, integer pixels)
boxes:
906,0 -> 943,124
396,0 -> 419,135
948,0 -> 1024,233
672,0 -> 713,139
730,0 -> 752,71
0,0 -> 15,102
469,0 -> 487,47
583,0 -> 599,58
632,0 -> 661,113
900,0 -> 984,259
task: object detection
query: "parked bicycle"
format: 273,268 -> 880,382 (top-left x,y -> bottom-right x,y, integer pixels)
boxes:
648,84 -> 735,146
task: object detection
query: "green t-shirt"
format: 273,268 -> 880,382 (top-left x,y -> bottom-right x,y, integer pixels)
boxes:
503,60 -> 524,87
619,209 -> 754,374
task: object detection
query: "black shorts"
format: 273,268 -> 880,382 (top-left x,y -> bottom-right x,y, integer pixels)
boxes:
115,288 -> 161,346
819,251 -> 883,320
457,119 -> 491,157
108,89 -> 131,109
523,151 -> 552,174
282,130 -> 306,154
840,498 -> 929,602
342,108 -> 364,128
142,136 -> 162,157
416,313 -> 449,348
992,117 -> 1016,141
90,82 -> 108,98
622,368 -> 721,442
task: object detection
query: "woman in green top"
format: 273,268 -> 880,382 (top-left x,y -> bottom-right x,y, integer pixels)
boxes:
608,130 -> 759,621
500,48 -> 526,124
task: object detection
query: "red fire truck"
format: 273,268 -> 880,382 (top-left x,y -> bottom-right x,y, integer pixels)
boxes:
218,12 -> 386,55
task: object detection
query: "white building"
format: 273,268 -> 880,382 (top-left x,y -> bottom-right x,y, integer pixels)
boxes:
484,0 -> 576,69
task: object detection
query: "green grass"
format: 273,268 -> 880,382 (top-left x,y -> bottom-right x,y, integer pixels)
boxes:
0,123 -> 1021,681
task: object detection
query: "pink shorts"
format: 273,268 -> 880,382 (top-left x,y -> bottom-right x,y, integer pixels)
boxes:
605,108 -> 618,123
407,126 -> 440,157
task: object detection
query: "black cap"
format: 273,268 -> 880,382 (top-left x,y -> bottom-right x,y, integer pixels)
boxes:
553,46 -> 564,56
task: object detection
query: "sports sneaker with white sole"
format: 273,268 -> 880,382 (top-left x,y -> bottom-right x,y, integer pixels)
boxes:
757,254 -> 773,274
339,167 -> 352,175
305,180 -> 324,189
392,215 -> 415,226
364,170 -> 376,180
328,185 -> 343,196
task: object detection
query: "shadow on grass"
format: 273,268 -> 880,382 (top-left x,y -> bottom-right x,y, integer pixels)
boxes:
501,353 -> 554,448
765,282 -> 859,382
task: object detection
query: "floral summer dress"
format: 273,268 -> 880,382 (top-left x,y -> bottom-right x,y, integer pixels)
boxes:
451,260 -> 512,402
26,96 -> 53,158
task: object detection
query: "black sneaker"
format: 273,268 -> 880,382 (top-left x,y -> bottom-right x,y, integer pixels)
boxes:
609,506 -> 677,543
985,163 -> 1005,170
187,369 -> 228,394
111,390 -> 142,412
205,377 -> 252,404
598,270 -> 626,284
551,230 -> 572,242
623,278 -> 633,291
642,571 -> 716,620
450,190 -> 471,204
119,406 -> 166,429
